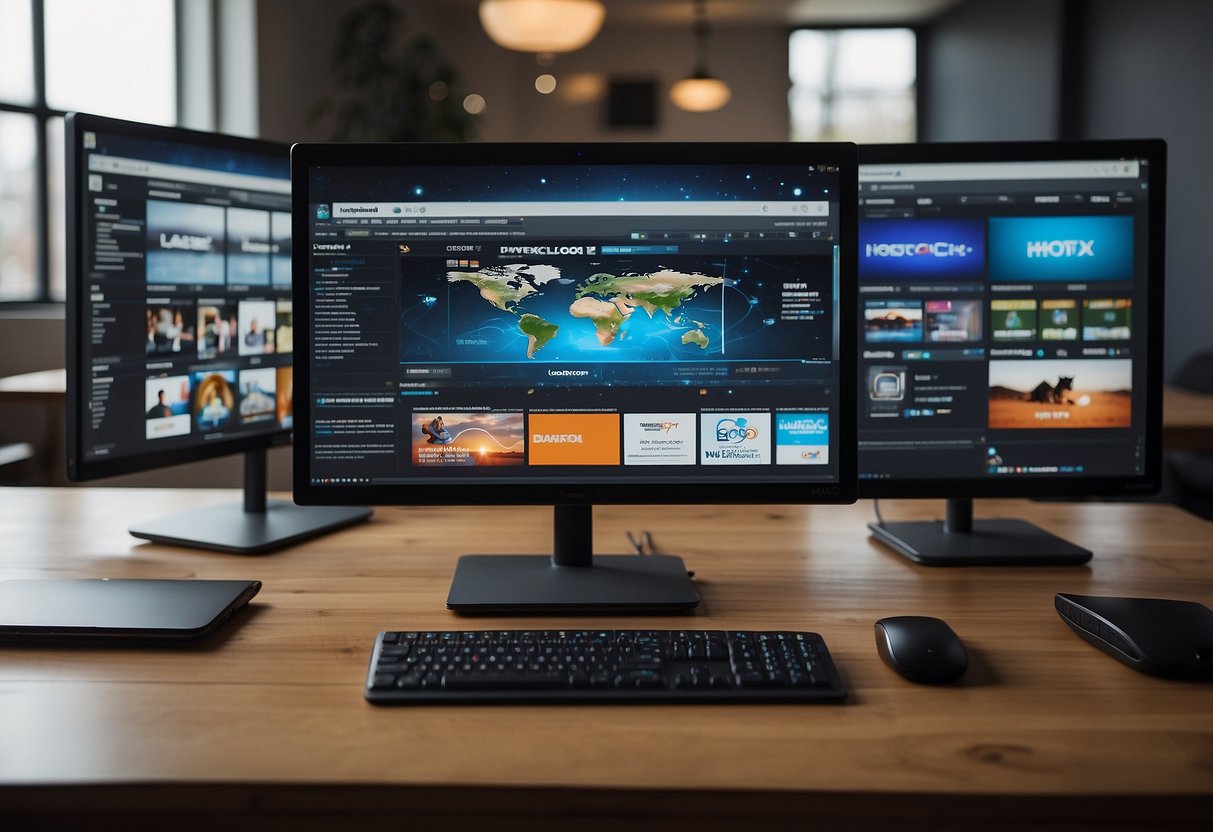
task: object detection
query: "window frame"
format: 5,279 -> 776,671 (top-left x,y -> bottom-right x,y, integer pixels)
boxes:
0,0 -> 54,306
787,23 -> 924,146
0,0 -> 190,308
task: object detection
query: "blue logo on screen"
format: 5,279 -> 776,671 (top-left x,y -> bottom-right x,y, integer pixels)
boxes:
988,216 -> 1133,283
859,219 -> 986,282
715,418 -> 759,444
315,204 -> 330,220
776,412 -> 829,442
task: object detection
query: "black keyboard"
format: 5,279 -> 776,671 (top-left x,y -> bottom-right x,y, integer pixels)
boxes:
365,629 -> 847,704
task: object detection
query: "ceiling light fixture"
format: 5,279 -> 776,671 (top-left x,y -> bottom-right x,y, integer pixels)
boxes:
479,0 -> 606,54
669,0 -> 731,113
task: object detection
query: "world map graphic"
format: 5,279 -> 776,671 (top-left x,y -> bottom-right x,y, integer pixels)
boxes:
446,264 -> 724,359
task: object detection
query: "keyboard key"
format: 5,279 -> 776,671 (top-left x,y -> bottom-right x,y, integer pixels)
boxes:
442,672 -> 566,690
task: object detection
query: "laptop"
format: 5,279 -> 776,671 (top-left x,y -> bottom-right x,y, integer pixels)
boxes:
0,579 -> 261,642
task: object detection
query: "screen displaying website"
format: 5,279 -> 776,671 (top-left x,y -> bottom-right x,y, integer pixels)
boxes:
78,128 -> 291,462
306,163 -> 843,486
857,158 -> 1152,481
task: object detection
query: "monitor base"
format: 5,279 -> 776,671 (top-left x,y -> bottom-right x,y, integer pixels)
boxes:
447,554 -> 700,614
130,499 -> 373,555
868,518 -> 1092,566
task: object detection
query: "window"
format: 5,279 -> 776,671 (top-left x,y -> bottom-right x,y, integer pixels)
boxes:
789,28 -> 916,144
0,0 -> 176,303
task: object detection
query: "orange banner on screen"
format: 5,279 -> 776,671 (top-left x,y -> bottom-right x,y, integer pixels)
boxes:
528,414 -> 620,466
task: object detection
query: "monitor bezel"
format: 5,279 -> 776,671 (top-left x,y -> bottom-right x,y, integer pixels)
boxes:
65,112 -> 292,483
856,139 -> 1167,500
291,141 -> 858,507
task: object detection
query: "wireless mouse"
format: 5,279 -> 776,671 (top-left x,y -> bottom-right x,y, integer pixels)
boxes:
1055,593 -> 1213,679
874,616 -> 968,684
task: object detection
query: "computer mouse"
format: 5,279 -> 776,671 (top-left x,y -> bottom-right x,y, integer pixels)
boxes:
1055,593 -> 1213,679
874,616 -> 968,684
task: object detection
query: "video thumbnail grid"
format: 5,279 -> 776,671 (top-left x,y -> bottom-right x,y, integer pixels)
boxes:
403,409 -> 832,468
145,200 -> 291,288
142,297 -> 293,441
859,212 -> 1140,435
864,296 -> 1132,345
144,365 -> 293,441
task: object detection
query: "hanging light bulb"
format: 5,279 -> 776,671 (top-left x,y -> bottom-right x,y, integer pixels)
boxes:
479,0 -> 606,53
670,0 -> 731,112
670,76 -> 732,113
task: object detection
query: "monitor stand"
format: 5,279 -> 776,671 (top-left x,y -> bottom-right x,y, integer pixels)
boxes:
447,505 -> 700,614
128,449 -> 373,554
868,497 -> 1092,566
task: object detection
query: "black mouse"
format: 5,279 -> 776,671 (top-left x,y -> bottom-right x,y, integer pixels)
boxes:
875,616 -> 968,683
1055,593 -> 1213,679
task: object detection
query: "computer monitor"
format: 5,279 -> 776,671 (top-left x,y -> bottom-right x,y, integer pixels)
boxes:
857,140 -> 1166,565
66,113 -> 371,553
292,142 -> 857,612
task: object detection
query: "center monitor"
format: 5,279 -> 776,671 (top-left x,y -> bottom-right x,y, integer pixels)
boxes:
292,143 -> 858,612
857,140 -> 1166,565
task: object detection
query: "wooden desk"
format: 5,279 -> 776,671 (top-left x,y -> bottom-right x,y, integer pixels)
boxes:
0,488 -> 1210,830
1164,385 -> 1213,452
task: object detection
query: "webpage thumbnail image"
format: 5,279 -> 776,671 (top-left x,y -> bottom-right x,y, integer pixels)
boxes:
1041,300 -> 1078,340
775,412 -> 829,465
864,300 -> 922,343
988,358 -> 1131,429
146,301 -> 196,355
145,200 -> 225,285
272,211 -> 291,287
238,299 -> 276,355
193,370 -> 237,432
238,367 -> 277,425
145,375 -> 191,440
700,412 -> 771,465
529,413 -> 620,465
859,218 -> 985,283
275,300 -> 293,353
226,207 -> 272,286
413,411 -> 524,466
276,366 -> 293,428
198,303 -> 238,359
988,216 -> 1133,283
623,414 -> 696,465
991,300 -> 1037,341
867,365 -> 907,418
925,299 -> 982,343
1083,299 -> 1131,340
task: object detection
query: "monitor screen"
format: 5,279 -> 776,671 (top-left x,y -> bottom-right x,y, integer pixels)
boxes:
292,143 -> 856,507
857,141 -> 1165,498
66,114 -> 293,482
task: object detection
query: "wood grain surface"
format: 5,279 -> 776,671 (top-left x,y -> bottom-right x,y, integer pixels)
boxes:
1,487 -> 1210,830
